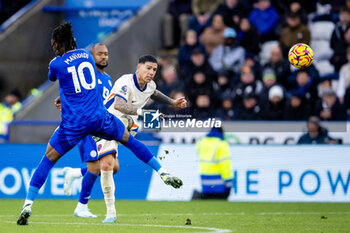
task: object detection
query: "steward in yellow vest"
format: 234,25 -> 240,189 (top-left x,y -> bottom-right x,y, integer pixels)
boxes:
195,127 -> 232,199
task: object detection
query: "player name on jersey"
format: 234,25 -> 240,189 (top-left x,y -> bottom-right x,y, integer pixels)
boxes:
64,52 -> 89,65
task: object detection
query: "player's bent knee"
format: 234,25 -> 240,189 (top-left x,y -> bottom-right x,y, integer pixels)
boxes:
120,129 -> 130,144
46,143 -> 62,163
100,154 -> 115,171
87,161 -> 100,175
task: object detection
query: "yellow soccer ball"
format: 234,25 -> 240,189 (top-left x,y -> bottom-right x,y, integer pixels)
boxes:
288,43 -> 314,69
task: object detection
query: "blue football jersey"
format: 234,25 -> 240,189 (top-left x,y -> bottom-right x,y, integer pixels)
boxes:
48,49 -> 107,129
96,71 -> 113,105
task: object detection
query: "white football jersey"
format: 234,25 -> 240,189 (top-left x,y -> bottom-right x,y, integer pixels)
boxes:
106,73 -> 156,123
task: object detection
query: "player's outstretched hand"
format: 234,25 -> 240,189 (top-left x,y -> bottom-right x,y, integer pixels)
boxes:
54,96 -> 61,111
172,97 -> 187,109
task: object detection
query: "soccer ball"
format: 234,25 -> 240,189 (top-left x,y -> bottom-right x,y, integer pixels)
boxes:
288,43 -> 314,69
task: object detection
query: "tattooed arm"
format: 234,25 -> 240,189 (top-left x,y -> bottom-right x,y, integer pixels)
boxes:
151,89 -> 187,109
150,90 -> 174,105
114,96 -> 138,115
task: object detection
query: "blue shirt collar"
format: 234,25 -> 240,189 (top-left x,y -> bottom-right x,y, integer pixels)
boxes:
133,73 -> 147,92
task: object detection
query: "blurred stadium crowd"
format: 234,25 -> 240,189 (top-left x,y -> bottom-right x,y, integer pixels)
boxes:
2,0 -> 350,138
152,0 -> 350,121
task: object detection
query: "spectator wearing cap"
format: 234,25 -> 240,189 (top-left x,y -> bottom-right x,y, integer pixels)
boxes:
215,92 -> 237,120
178,30 -> 207,76
236,91 -> 262,120
279,11 -> 310,56
263,45 -> 291,88
314,88 -> 347,121
248,0 -> 279,42
200,14 -> 227,55
233,65 -> 263,106
209,27 -> 245,75
284,91 -> 311,120
237,17 -> 260,55
260,67 -> 277,101
261,85 -> 286,120
213,0 -> 248,30
297,116 -> 336,144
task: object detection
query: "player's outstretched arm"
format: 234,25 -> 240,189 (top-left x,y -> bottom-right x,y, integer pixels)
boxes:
151,90 -> 187,109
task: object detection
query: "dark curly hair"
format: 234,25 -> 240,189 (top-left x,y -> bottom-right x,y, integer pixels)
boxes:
52,22 -> 77,54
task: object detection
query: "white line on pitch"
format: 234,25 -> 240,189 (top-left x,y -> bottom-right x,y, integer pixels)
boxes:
1,221 -> 232,233
1,211 -> 350,218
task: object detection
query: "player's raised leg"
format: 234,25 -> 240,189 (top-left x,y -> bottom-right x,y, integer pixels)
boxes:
17,142 -> 62,225
121,129 -> 183,188
98,116 -> 183,189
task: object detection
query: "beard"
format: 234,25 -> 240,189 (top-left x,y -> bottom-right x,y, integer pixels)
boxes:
96,62 -> 108,69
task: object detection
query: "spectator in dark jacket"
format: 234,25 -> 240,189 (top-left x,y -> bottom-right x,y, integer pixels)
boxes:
331,25 -> 350,72
287,67 -> 320,106
186,47 -> 217,83
213,0 -> 247,30
233,65 -> 263,105
178,30 -> 206,75
237,17 -> 260,55
185,71 -> 218,117
286,1 -> 308,25
248,0 -> 279,42
236,92 -> 263,120
297,116 -> 335,144
314,88 -> 347,121
216,92 -> 237,120
330,7 -> 350,54
284,91 -> 311,120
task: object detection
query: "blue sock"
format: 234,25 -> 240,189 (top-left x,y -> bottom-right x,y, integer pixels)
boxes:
125,135 -> 161,171
79,171 -> 98,204
27,155 -> 55,201
147,157 -> 161,172
81,167 -> 87,176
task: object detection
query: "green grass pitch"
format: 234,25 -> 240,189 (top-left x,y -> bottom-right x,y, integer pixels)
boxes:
0,200 -> 349,233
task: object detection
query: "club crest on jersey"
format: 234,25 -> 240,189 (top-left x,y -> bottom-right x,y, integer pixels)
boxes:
120,85 -> 127,95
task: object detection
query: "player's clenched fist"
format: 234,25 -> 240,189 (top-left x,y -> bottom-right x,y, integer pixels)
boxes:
54,96 -> 61,111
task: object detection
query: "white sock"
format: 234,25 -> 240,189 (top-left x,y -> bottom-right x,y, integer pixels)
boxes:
71,168 -> 84,178
77,202 -> 87,209
157,167 -> 167,176
24,200 -> 33,207
101,170 -> 116,218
